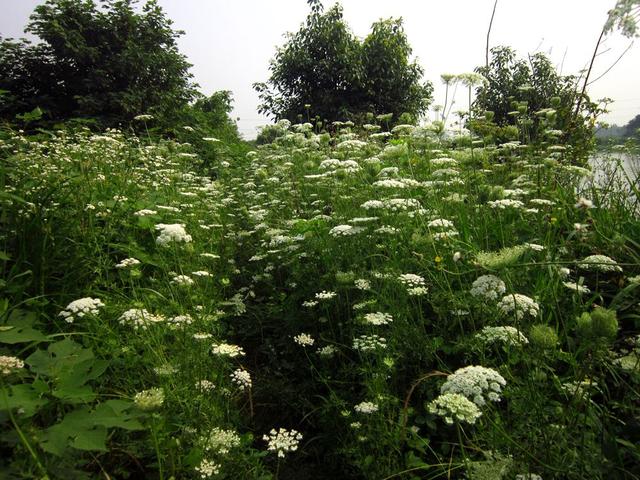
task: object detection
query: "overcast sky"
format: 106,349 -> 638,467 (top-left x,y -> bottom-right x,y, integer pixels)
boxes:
2,0 -> 639,139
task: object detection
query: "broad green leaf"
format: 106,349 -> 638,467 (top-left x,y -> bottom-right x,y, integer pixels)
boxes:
91,400 -> 144,431
0,384 -> 48,418
71,425 -> 107,452
0,324 -> 47,344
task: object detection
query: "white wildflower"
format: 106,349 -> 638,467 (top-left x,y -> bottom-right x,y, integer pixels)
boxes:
116,257 -> 141,268
263,428 -> 302,458
155,223 -> 192,246
578,254 -> 622,273
230,368 -> 252,390
470,275 -> 506,301
354,401 -> 379,414
428,393 -> 482,424
363,312 -> 393,325
498,294 -> 540,320
0,355 -> 24,375
211,343 -> 245,357
441,365 -> 506,406
293,333 -> 315,346
58,297 -> 105,323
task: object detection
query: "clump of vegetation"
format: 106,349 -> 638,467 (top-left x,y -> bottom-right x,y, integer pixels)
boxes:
1,0 -> 640,478
254,0 -> 433,126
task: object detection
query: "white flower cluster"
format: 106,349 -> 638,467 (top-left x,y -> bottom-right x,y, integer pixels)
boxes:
202,427 -> 241,454
470,275 -> 506,301
155,223 -> 192,246
430,157 -> 458,167
263,428 -> 303,458
196,379 -> 216,392
330,224 -> 363,237
317,345 -> 337,357
354,278 -> 371,290
168,314 -> 193,327
134,387 -> 164,411
58,297 -> 105,323
315,290 -> 337,300
119,308 -> 165,329
134,208 -> 158,217
353,334 -> 387,351
211,343 -> 245,357
398,273 -> 426,287
428,218 -> 455,229
515,474 -> 543,480
487,199 -> 525,210
563,281 -> 591,294
0,355 -> 24,375
230,368 -> 252,390
574,197 -> 594,209
475,326 -> 529,346
171,274 -> 194,286
363,312 -> 393,326
428,392 -> 482,424
115,257 -> 141,268
578,254 -> 622,273
354,401 -> 379,414
195,459 -> 220,479
498,294 -> 540,320
294,333 -> 315,346
441,365 -> 506,406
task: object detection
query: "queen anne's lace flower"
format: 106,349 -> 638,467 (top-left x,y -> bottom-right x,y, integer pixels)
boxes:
195,459 -> 220,478
315,290 -> 337,300
563,281 -> 591,294
354,401 -> 379,414
263,428 -> 302,458
58,297 -> 104,323
363,312 -> 393,325
475,326 -> 529,346
398,273 -> 426,287
155,223 -> 192,246
428,218 -> 455,229
119,308 -> 165,329
353,334 -> 387,351
428,393 -> 482,424
441,365 -> 506,406
230,368 -> 252,390
329,224 -> 363,237
487,199 -> 525,210
211,343 -> 245,357
470,275 -> 506,301
202,427 -> 241,454
134,387 -> 164,411
293,333 -> 315,346
116,257 -> 141,268
0,355 -> 24,375
578,255 -> 622,273
172,274 -> 194,286
498,294 -> 540,320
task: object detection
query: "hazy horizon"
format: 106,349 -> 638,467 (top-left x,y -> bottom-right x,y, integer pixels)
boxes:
2,0 -> 639,139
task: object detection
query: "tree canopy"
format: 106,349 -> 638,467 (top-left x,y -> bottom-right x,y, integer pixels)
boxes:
254,2 -> 433,125
471,46 -> 602,158
0,0 -> 197,128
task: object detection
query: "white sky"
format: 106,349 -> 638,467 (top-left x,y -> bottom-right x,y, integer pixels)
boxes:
2,0 -> 639,139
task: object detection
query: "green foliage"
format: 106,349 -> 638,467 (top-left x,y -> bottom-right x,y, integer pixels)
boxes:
254,2 -> 432,125
0,0 -> 196,129
471,46 -> 602,160
624,113 -> 640,138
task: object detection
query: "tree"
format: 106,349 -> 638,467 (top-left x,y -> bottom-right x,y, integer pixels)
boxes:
0,0 -> 196,128
472,46 -> 602,158
624,113 -> 640,138
254,2 -> 432,125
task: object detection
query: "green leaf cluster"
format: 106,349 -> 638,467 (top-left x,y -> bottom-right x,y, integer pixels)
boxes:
254,2 -> 433,125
